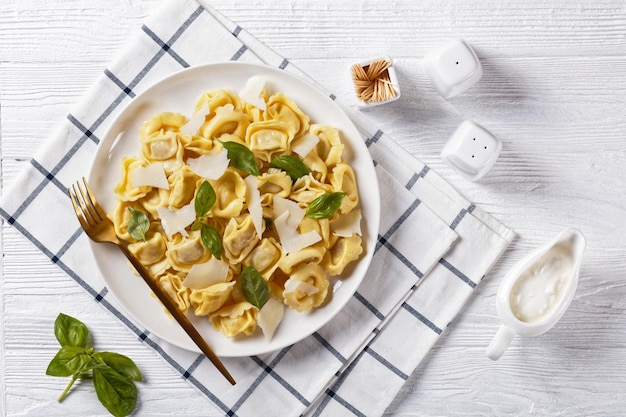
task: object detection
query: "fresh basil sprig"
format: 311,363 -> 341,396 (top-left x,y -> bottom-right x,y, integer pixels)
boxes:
305,192 -> 346,219
46,313 -> 141,417
200,224 -> 223,260
127,207 -> 149,241
220,141 -> 260,176
269,155 -> 309,181
240,266 -> 270,309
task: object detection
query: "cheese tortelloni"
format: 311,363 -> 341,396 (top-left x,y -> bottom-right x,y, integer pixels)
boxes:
141,130 -> 185,173
180,134 -> 214,158
167,166 -> 200,209
223,214 -> 260,264
310,124 -> 344,168
209,168 -> 246,218
264,93 -> 310,139
114,157 -> 152,202
245,120 -> 295,162
128,232 -> 168,266
258,169 -> 292,217
194,89 -> 244,117
243,238 -> 283,281
140,112 -> 187,138
278,246 -> 325,275
209,301 -> 258,337
299,217 -> 331,248
329,163 -> 359,214
200,105 -> 250,140
157,273 -> 190,314
283,262 -> 329,312
189,281 -> 236,316
290,174 -> 332,205
322,234 -> 363,276
140,188 -> 170,218
302,152 -> 328,183
166,230 -> 211,273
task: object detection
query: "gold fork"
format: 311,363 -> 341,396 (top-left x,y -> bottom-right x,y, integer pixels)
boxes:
69,177 -> 236,385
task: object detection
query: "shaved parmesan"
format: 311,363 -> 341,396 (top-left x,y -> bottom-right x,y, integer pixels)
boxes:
187,149 -> 230,180
180,102 -> 208,136
257,298 -> 284,341
182,257 -> 230,289
273,196 -> 305,228
332,209 -> 362,237
283,278 -> 320,296
290,133 -> 320,157
131,163 -> 169,190
274,211 -> 321,254
156,203 -> 195,237
239,75 -> 267,110
244,175 -> 263,239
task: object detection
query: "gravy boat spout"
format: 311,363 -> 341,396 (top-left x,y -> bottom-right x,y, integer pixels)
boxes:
486,228 -> 586,360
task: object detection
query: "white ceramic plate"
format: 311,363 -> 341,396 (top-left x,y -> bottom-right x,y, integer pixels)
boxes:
87,62 -> 380,357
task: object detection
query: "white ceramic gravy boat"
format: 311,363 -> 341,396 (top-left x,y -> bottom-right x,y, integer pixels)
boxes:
486,228 -> 586,360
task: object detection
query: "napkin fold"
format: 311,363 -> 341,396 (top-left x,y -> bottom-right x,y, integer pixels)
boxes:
0,0 -> 515,416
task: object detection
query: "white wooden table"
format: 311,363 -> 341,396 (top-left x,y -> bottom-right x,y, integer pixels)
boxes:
2,0 -> 625,415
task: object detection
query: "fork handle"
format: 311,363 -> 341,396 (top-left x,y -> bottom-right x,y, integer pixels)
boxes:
118,244 -> 236,385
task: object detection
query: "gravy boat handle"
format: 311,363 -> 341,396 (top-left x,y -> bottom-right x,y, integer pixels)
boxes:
486,325 -> 516,360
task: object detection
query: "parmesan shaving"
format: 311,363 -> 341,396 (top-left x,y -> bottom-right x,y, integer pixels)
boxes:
332,209 -> 362,237
131,162 -> 169,190
244,175 -> 263,239
182,257 -> 230,289
273,196 -> 305,228
257,298 -> 284,341
187,149 -> 230,180
239,75 -> 267,110
290,133 -> 320,157
156,203 -> 195,238
180,102 -> 208,136
274,211 -> 321,254
283,278 -> 320,296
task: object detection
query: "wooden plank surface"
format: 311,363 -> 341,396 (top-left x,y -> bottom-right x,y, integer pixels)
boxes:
1,0 -> 625,415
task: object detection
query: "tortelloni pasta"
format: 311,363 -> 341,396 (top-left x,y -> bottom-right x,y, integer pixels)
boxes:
111,80 -> 365,341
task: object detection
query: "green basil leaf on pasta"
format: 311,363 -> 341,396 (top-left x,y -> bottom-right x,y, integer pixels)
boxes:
127,207 -> 149,241
240,266 -> 269,309
200,224 -> 223,260
221,141 -> 260,176
269,155 -> 309,181
194,180 -> 216,221
305,192 -> 346,219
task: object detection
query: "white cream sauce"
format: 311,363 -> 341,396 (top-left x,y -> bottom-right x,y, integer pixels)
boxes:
509,245 -> 573,323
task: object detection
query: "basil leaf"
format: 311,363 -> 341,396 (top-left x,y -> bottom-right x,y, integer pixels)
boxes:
221,141 -> 260,176
240,266 -> 269,309
269,155 -> 309,181
94,352 -> 142,382
305,192 -> 346,219
46,346 -> 92,377
54,313 -> 89,348
93,366 -> 138,417
194,180 -> 216,221
127,207 -> 149,241
200,224 -> 223,260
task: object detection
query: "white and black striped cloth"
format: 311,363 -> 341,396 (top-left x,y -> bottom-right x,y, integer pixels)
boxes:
0,1 -> 515,416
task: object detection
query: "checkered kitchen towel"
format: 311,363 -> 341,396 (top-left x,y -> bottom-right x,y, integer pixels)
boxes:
0,0 -> 515,416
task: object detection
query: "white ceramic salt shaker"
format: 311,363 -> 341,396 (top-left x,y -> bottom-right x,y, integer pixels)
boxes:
424,38 -> 483,99
486,228 -> 586,360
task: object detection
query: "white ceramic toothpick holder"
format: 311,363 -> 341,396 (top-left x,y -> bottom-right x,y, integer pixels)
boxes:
486,228 -> 586,361
424,38 -> 483,99
441,120 -> 502,181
